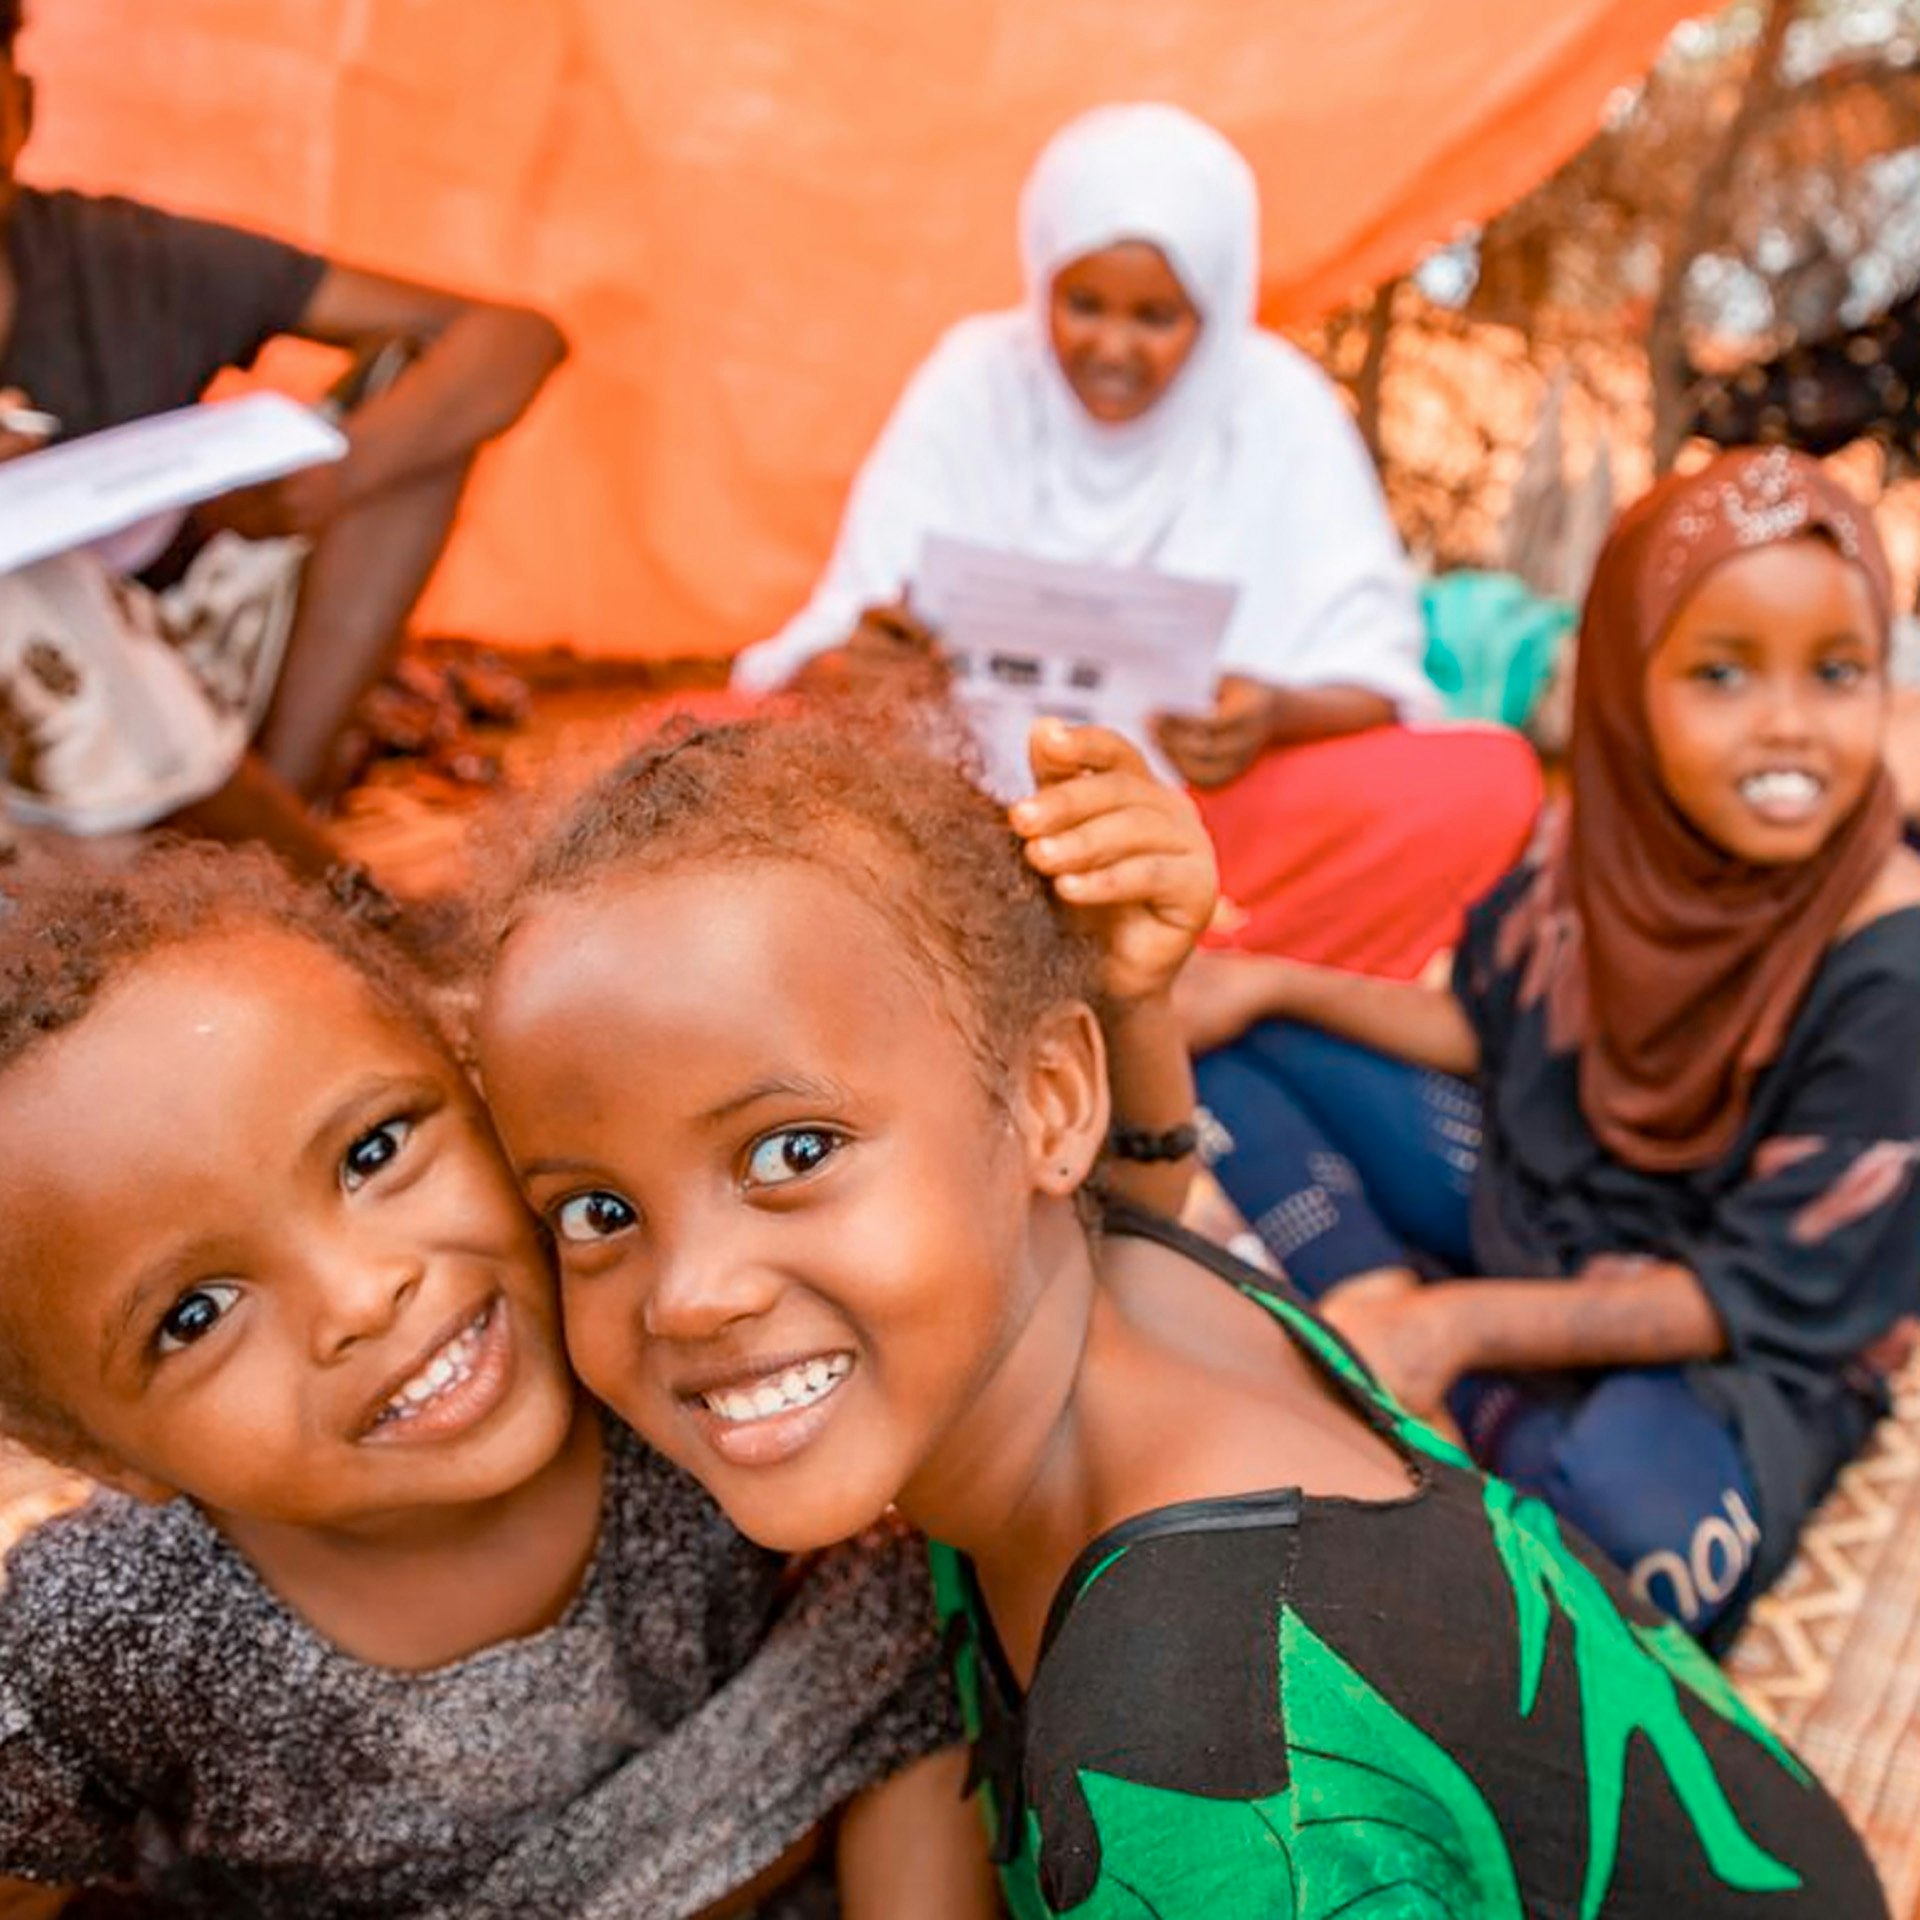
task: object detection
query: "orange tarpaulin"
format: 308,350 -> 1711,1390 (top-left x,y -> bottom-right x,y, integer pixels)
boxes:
19,1 -> 1700,659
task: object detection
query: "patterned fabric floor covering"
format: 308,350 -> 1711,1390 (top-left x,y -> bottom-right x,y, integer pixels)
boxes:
1724,1353 -> 1920,1915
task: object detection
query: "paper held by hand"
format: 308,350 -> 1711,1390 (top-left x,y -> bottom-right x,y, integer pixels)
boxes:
914,534 -> 1236,796
0,394 -> 348,577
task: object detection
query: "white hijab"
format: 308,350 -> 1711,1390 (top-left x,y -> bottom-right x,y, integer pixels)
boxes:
736,103 -> 1433,715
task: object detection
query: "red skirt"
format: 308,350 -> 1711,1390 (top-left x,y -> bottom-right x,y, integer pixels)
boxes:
1193,724 -> 1542,981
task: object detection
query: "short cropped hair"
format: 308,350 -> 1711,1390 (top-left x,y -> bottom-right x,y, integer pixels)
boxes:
499,705 -> 1099,1098
0,842 -> 444,1463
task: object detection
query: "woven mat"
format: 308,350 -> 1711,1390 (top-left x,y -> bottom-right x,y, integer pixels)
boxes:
1725,1355 -> 1920,1916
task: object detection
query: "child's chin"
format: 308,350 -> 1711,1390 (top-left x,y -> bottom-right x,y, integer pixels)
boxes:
727,1486 -> 894,1555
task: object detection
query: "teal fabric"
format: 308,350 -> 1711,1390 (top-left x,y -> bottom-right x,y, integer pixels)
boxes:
1421,569 -> 1574,728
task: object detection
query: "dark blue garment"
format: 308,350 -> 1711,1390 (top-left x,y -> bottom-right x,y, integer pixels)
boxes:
1196,1022 -> 1762,1634
1478,1368 -> 1761,1641
1195,1019 -> 1478,1287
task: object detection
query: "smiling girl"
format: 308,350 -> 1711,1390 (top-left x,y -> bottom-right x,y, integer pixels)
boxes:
1181,447 -> 1920,1643
0,846 -> 991,1918
476,704 -> 1887,1919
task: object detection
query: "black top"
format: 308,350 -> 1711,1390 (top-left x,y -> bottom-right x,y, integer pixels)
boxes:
0,186 -> 327,440
1454,869 -> 1920,1592
936,1209 -> 1886,1919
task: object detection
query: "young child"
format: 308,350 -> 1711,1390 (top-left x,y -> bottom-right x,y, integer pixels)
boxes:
475,704 -> 1889,1919
0,845 -> 985,1918
1179,446 -> 1920,1642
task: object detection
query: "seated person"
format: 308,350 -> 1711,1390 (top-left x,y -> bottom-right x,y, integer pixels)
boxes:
0,2 -> 565,871
734,101 -> 1540,979
1181,448 -> 1920,1647
473,705 -> 1887,1920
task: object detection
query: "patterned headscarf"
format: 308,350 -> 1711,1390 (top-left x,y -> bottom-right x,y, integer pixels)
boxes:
1510,446 -> 1900,1172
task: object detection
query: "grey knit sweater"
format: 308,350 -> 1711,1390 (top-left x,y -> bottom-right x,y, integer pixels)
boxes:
0,1417 -> 955,1917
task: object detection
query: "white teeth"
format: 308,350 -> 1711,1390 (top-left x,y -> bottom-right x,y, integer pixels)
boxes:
376,1306 -> 491,1425
1740,770 -> 1822,810
701,1355 -> 852,1426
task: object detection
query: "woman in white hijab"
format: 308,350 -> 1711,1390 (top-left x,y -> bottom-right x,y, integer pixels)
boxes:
735,103 -> 1539,979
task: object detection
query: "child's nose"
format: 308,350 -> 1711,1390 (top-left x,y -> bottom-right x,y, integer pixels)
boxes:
1758,679 -> 1815,741
642,1234 -> 783,1344
306,1241 -> 425,1363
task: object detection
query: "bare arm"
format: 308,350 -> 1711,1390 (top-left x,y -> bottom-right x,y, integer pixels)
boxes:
836,1748 -> 1001,1920
1434,1258 -> 1728,1376
1014,723 -> 1216,1218
1156,676 -> 1395,788
1178,950 -> 1479,1077
1263,683 -> 1397,747
298,264 -> 567,494
1326,1259 -> 1726,1422
1097,991 -> 1200,1217
209,265 -> 566,540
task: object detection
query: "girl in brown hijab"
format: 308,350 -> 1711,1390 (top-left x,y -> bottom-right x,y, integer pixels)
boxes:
1538,444 -> 1901,1169
1182,446 -> 1920,1642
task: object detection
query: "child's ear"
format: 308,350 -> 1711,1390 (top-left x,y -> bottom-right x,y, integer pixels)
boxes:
1015,1001 -> 1110,1197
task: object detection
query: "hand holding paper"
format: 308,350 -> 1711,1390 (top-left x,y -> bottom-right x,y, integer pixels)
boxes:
1155,674 -> 1286,789
0,394 -> 347,576
913,533 -> 1235,796
0,388 -> 53,466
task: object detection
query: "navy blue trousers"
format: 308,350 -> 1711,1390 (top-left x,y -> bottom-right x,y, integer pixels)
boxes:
1196,1021 -> 1761,1634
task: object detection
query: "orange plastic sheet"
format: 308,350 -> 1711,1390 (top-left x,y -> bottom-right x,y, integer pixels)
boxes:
19,0 -> 1701,659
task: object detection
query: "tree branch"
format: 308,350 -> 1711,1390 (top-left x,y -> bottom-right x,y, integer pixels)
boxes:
1647,0 -> 1800,470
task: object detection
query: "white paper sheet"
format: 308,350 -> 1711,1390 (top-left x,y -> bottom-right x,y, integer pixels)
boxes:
914,534 -> 1236,796
0,393 -> 348,577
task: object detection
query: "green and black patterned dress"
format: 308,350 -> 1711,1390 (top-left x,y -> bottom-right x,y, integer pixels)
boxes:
935,1211 -> 1886,1919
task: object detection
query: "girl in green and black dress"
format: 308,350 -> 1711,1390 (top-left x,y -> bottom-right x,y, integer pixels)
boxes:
477,710 -> 1888,1919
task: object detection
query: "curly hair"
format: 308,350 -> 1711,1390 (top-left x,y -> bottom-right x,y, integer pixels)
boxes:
500,706 -> 1099,1097
0,842 -> 444,1464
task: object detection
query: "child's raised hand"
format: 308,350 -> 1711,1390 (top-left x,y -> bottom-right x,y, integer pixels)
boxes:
1011,721 -> 1217,1006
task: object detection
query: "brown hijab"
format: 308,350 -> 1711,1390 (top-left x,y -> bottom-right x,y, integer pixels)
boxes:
1519,445 -> 1901,1173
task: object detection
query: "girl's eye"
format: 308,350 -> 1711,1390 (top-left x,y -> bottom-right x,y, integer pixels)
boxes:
1062,289 -> 1102,318
553,1191 -> 639,1244
1137,304 -> 1185,329
1817,657 -> 1869,688
342,1118 -> 413,1192
743,1128 -> 843,1190
1689,660 -> 1744,689
156,1283 -> 241,1355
